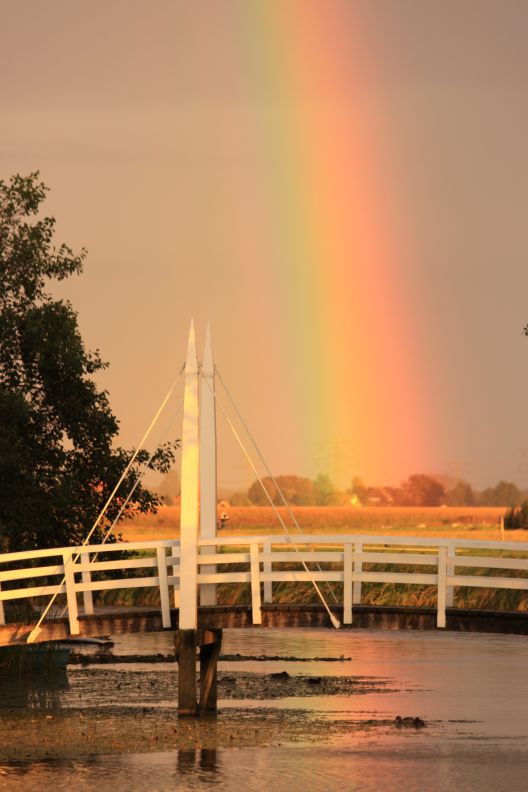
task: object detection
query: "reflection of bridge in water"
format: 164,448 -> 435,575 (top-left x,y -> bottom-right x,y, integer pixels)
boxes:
1,323 -> 528,714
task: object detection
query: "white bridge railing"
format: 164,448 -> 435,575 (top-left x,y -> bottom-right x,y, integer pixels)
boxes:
1,534 -> 528,635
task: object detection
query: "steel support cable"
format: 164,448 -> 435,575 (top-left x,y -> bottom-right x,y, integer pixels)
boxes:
55,397 -> 185,619
215,368 -> 339,605
94,397 -> 184,552
27,367 -> 185,643
200,368 -> 340,629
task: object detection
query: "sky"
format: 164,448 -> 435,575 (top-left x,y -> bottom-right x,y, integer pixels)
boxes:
2,0 -> 528,491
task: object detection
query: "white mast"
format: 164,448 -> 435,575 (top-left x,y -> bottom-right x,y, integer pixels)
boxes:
200,323 -> 217,605
179,319 -> 200,629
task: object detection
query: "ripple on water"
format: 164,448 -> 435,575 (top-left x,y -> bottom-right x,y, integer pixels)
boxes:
2,743 -> 528,792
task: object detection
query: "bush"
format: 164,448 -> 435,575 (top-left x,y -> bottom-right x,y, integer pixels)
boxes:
504,501 -> 528,530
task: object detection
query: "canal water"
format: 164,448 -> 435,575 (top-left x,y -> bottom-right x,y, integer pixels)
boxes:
1,628 -> 527,791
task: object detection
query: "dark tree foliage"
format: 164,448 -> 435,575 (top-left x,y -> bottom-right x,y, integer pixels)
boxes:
398,474 -> 445,507
248,475 -> 316,506
504,501 -> 528,530
0,173 -> 176,552
479,480 -> 523,507
445,480 -> 476,507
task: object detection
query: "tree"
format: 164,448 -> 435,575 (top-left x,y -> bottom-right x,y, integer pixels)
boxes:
0,173 -> 176,552
347,476 -> 368,504
399,474 -> 445,507
157,469 -> 181,505
229,492 -> 252,506
445,480 -> 477,506
247,475 -> 315,506
313,474 -> 334,505
479,481 -> 523,507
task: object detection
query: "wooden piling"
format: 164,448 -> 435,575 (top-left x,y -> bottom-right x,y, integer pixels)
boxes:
176,629 -> 197,716
175,628 -> 222,717
199,636 -> 221,714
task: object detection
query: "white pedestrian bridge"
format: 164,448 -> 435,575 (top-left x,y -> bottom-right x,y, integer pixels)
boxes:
1,532 -> 528,646
2,323 -> 527,656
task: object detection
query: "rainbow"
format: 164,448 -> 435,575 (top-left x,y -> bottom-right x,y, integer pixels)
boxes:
216,2 -> 438,485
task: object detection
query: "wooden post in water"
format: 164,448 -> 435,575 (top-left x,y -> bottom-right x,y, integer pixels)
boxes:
176,629 -> 198,716
176,628 -> 223,717
199,628 -> 222,715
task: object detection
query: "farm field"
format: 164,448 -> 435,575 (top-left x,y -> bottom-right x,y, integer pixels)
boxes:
121,505 -> 527,542
100,505 -> 528,614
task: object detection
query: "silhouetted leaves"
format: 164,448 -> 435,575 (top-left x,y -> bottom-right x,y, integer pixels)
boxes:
0,173 -> 177,551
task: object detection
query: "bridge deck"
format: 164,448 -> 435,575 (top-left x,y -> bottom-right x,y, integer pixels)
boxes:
2,534 -> 528,644
1,604 -> 527,645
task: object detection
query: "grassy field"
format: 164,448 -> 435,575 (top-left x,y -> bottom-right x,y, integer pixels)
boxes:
122,505 -> 526,542
8,507 -> 525,624
107,505 -> 528,614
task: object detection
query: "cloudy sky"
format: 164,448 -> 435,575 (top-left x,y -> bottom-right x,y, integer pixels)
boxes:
2,0 -> 527,490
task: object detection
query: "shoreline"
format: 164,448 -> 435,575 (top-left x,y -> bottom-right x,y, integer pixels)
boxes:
0,663 -> 416,762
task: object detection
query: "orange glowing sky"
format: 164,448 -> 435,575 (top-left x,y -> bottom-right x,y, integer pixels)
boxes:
2,0 -> 528,490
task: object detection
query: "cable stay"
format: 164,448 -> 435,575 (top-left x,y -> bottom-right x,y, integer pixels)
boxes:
216,367 -> 339,606
27,368 -> 185,643
200,367 -> 341,630
55,396 -> 185,619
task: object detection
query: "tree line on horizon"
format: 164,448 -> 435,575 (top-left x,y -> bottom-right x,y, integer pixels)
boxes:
223,473 -> 528,508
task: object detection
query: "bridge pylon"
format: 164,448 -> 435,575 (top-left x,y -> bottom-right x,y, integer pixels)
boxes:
177,319 -> 221,716
199,323 -> 217,606
178,319 -> 200,630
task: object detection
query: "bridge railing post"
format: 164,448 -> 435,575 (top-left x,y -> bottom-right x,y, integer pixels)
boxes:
446,543 -> 455,607
63,550 -> 80,635
437,545 -> 447,629
0,583 -> 4,626
172,550 -> 180,609
250,543 -> 262,624
156,546 -> 172,628
343,542 -> 353,624
80,552 -> 94,616
263,542 -> 272,603
353,542 -> 363,604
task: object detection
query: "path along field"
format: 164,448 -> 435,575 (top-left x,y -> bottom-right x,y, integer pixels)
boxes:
122,505 -> 526,542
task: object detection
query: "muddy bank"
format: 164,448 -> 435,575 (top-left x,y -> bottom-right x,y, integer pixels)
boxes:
68,652 -> 352,665
2,667 -> 399,710
0,664 -> 412,761
0,706 -> 419,762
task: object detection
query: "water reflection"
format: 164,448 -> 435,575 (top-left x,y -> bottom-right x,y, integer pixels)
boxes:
178,748 -> 218,775
1,670 -> 68,712
0,629 -> 527,790
2,744 -> 528,792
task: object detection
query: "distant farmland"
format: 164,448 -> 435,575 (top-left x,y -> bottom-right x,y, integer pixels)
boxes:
122,505 -> 522,542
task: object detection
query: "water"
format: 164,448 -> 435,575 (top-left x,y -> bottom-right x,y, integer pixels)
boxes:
3,744 -> 528,792
1,629 -> 527,791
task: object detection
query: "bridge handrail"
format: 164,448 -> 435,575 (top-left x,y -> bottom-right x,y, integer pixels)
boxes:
198,534 -> 528,552
0,539 -> 180,565
1,533 -> 527,638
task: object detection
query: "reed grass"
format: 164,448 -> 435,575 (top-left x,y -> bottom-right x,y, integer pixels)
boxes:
93,549 -> 528,612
